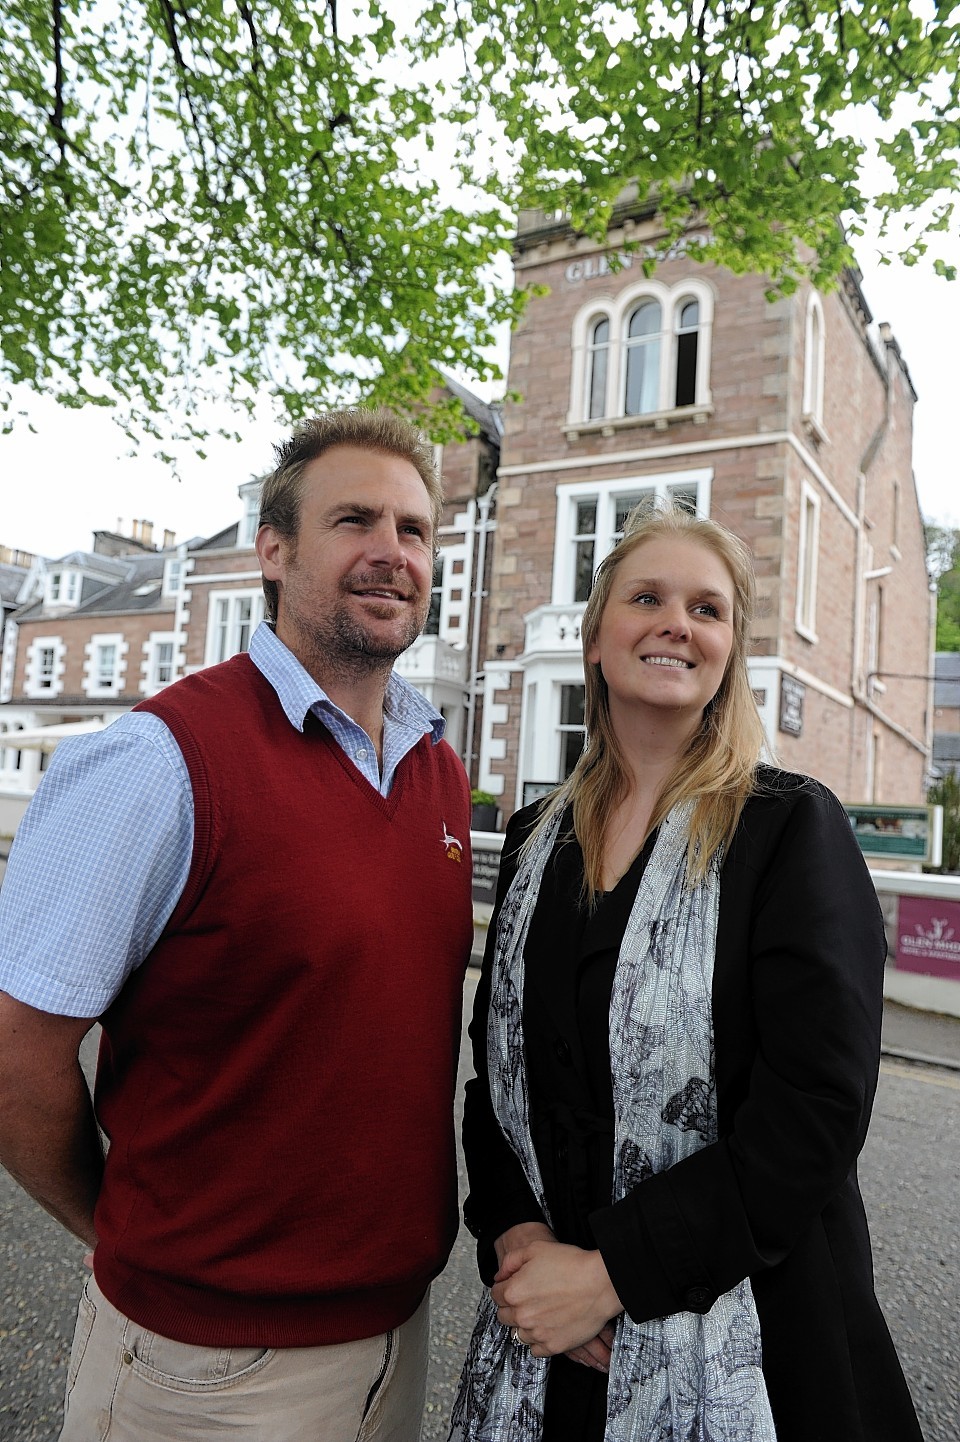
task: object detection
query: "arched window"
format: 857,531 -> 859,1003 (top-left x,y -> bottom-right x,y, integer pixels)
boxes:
674,298 -> 699,407
802,293 -> 825,426
624,301 -> 662,415
586,317 -> 610,419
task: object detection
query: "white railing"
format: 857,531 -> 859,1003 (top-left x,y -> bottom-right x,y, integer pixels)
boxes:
522,603 -> 586,656
395,635 -> 468,685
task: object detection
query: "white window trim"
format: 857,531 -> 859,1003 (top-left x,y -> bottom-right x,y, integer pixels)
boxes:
567,278 -> 715,430
795,482 -> 821,643
551,468 -> 713,605
433,540 -> 471,646
24,636 -> 66,698
582,310 -> 614,421
238,483 -> 261,549
516,655 -> 585,799
556,680 -> 587,781
46,568 -> 80,607
0,721 -> 26,774
162,556 -> 185,598
1,618 -> 20,703
203,588 -> 265,667
801,292 -> 827,439
83,632 -> 127,698
141,631 -> 180,697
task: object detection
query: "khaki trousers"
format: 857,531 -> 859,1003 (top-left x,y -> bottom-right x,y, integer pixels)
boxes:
60,1274 -> 430,1442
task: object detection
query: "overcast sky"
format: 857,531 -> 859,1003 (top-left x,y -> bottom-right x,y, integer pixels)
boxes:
1,230 -> 957,562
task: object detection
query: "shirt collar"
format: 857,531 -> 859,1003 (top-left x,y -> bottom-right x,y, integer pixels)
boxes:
248,622 -> 445,743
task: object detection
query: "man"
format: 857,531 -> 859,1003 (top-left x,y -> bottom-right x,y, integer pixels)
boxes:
0,409 -> 474,1440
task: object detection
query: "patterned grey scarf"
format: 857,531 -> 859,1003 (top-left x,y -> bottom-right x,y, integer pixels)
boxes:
450,802 -> 777,1442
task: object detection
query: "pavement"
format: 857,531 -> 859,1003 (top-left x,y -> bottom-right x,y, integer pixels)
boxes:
881,998 -> 960,1068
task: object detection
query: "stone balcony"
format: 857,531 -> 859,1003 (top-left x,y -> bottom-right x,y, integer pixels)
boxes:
521,603 -> 587,660
394,633 -> 468,687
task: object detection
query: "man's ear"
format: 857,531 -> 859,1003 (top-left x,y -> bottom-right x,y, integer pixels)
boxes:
256,524 -> 285,582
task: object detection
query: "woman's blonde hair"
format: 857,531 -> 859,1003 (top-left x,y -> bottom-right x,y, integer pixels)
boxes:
532,500 -> 766,902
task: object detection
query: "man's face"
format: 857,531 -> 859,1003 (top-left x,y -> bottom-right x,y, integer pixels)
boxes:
257,445 -> 435,679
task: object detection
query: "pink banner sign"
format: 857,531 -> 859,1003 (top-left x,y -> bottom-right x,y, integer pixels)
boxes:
896,896 -> 960,980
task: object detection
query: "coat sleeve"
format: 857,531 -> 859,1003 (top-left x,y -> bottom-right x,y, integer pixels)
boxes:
589,780 -> 887,1323
462,808 -> 549,1283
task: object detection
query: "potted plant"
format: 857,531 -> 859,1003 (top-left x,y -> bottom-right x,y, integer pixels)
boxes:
471,789 -> 499,832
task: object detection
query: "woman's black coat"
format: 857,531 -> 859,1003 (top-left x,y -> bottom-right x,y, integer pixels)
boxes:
462,769 -> 922,1442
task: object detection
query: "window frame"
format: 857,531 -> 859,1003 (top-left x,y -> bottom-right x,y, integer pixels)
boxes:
203,589 -> 266,666
141,631 -> 179,695
24,637 -> 65,698
46,569 -> 80,606
795,482 -> 821,643
38,646 -> 56,686
551,469 -> 713,605
238,487 -> 261,548
585,315 -> 612,419
84,632 -> 126,697
622,298 -> 664,417
162,557 -> 184,597
801,292 -> 826,437
674,295 -> 701,408
568,277 -> 714,430
556,681 -> 586,780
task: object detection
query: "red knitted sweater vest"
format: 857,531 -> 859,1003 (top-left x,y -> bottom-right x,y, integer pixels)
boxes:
92,654 -> 473,1347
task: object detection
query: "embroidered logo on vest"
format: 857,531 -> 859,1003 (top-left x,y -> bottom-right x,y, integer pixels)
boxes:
440,821 -> 463,863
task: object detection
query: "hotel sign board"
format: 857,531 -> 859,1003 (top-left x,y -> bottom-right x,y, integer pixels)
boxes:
844,803 -> 943,867
896,895 -> 960,980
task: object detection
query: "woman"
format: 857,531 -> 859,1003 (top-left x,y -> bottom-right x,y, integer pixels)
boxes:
451,503 -> 922,1442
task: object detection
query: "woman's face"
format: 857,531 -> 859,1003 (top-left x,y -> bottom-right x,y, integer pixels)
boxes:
587,534 -> 737,728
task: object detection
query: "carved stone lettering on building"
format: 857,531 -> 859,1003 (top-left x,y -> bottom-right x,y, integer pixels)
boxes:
564,234 -> 707,285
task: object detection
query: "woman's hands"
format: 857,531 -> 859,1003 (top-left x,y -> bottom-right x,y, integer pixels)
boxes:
491,1229 -> 623,1365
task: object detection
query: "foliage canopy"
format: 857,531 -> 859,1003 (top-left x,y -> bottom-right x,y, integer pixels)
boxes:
2,0 -> 959,447
928,771 -> 960,874
926,522 -> 960,651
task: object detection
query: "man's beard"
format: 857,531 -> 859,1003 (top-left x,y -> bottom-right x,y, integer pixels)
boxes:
289,570 -> 427,679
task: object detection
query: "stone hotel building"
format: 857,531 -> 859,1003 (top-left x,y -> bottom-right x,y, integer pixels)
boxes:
473,198 -> 931,816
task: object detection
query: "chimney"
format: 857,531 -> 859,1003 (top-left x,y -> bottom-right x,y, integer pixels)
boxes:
162,529 -> 176,550
141,520 -> 154,546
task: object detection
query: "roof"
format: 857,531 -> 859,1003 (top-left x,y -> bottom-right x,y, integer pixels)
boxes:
13,551 -> 172,622
192,523 -> 240,551
437,372 -> 504,446
934,652 -> 960,710
47,550 -> 136,579
932,734 -> 960,768
0,563 -> 28,607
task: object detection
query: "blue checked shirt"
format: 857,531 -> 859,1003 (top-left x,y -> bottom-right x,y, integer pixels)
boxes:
0,624 -> 444,1018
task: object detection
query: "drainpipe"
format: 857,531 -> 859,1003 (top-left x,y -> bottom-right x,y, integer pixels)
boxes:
926,581 -> 937,786
851,329 -> 894,796
854,341 -> 893,699
464,482 -> 497,783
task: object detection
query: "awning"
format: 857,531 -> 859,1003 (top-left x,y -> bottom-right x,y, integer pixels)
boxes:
0,719 -> 111,752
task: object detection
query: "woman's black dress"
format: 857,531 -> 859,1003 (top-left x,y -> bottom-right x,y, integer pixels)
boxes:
488,826 -> 650,1437
462,780 -> 924,1442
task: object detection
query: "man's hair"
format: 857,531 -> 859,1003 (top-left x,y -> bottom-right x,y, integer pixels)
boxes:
258,408 -> 443,622
526,499 -> 767,901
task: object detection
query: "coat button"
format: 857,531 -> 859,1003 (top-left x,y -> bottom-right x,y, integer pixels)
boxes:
684,1286 -> 713,1312
555,1038 -> 572,1064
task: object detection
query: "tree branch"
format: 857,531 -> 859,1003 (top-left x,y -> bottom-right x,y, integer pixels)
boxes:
50,0 -> 67,167
158,0 -> 211,187
237,0 -> 260,70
